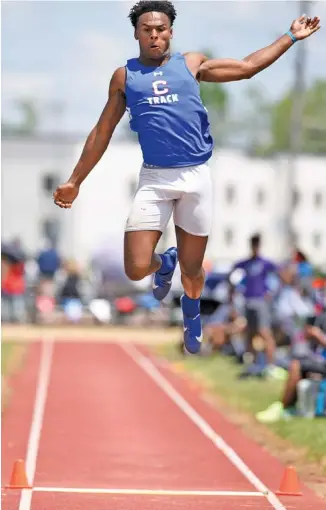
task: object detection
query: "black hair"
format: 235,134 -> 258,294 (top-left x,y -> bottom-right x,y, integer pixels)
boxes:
250,233 -> 261,248
128,0 -> 177,28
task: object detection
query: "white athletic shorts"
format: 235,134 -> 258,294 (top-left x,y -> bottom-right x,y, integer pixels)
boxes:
125,163 -> 213,236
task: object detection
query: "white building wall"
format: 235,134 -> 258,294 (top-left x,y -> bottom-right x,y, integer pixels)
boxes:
209,151 -> 279,263
2,137 -> 326,267
292,156 -> 326,261
70,141 -> 144,263
1,138 -> 76,258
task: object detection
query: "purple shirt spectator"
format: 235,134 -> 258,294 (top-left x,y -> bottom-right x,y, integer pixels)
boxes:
233,257 -> 277,299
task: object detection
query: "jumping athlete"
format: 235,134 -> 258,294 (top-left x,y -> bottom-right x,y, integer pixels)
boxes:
53,1 -> 320,354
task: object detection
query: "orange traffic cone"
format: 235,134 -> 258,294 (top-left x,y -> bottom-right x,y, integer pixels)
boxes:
5,459 -> 32,489
276,466 -> 302,496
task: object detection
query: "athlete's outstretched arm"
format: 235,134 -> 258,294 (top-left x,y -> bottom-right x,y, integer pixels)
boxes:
196,15 -> 320,83
54,67 -> 126,208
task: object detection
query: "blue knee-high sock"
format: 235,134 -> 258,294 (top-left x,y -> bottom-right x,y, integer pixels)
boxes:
182,294 -> 200,318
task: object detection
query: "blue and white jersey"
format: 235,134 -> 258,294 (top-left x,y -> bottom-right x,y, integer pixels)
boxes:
125,52 -> 213,168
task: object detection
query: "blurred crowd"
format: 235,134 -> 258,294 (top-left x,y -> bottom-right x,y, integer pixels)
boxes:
2,233 -> 325,420
187,235 -> 326,422
1,238 -> 87,324
1,237 -> 165,326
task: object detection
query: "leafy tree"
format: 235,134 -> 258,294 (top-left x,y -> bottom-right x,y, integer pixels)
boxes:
15,99 -> 39,134
199,50 -> 229,146
239,80 -> 326,155
2,98 -> 39,136
270,79 -> 326,154
228,83 -> 272,155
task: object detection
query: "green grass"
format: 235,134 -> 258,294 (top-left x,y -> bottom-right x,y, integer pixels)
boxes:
1,341 -> 27,376
153,343 -> 326,467
1,342 -> 16,375
1,341 -> 27,412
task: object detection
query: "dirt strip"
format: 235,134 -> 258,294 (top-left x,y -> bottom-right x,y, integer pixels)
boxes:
1,324 -> 181,344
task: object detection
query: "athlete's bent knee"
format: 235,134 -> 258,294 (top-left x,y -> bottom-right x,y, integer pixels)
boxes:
125,261 -> 150,281
180,262 -> 203,281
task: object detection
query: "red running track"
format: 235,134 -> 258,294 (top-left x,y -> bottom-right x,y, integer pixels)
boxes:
2,340 -> 326,510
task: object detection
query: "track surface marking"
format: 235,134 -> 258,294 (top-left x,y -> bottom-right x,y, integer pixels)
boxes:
19,341 -> 53,510
122,343 -> 285,509
33,487 -> 264,496
2,340 -> 326,510
31,492 -> 275,510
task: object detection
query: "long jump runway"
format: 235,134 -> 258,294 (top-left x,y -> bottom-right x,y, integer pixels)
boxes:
2,340 -> 325,509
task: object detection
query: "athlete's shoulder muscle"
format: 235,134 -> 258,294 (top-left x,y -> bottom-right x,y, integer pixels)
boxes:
94,67 -> 126,137
183,52 -> 208,80
109,66 -> 127,97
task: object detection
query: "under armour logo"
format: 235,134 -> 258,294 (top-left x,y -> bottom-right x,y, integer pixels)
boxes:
153,71 -> 163,76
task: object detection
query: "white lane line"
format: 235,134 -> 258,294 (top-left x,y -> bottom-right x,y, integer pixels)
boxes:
33,487 -> 264,496
19,340 -> 54,510
121,343 -> 286,510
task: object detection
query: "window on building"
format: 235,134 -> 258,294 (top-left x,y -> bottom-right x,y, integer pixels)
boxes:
43,173 -> 59,194
314,191 -> 323,209
225,185 -> 235,204
292,189 -> 300,208
313,232 -> 322,248
256,188 -> 265,206
224,228 -> 234,246
42,218 -> 59,246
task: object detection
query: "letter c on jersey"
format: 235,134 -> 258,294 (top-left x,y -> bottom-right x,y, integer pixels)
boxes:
152,80 -> 169,96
